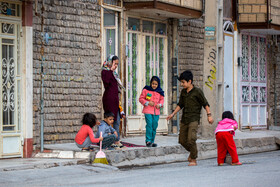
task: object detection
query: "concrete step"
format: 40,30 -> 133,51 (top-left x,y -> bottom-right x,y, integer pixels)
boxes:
34,135 -> 279,168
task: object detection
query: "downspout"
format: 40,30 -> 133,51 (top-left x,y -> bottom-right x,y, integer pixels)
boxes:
267,0 -> 271,28
172,19 -> 179,133
274,63 -> 277,128
236,0 -> 240,33
176,25 -> 179,132
36,0 -> 45,152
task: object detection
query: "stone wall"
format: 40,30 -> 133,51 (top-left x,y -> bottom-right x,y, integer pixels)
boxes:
33,0 -> 102,146
174,18 -> 204,134
177,19 -> 204,88
267,37 -> 280,129
238,0 -> 267,22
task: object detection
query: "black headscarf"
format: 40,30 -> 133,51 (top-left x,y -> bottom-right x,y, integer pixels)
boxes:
143,76 -> 165,97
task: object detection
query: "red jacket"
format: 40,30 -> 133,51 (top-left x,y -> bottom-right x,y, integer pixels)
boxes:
139,89 -> 164,115
75,125 -> 99,145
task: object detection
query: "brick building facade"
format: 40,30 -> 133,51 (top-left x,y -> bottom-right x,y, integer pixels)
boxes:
178,19 -> 204,89
32,0 -> 102,145
267,38 -> 280,130
30,0 -> 205,146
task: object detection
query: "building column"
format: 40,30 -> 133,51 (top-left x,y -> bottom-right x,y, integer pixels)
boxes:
22,0 -> 33,158
202,0 -> 223,138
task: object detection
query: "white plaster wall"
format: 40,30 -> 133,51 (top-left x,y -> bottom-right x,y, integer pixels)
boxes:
22,26 -> 33,139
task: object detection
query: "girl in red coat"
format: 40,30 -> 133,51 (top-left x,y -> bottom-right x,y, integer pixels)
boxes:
215,111 -> 242,166
75,113 -> 103,151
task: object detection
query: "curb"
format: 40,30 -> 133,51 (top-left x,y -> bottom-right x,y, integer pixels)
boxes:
34,136 -> 280,168
1,159 -> 87,172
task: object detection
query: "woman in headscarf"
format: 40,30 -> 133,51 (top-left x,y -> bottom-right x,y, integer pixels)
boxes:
101,55 -> 125,147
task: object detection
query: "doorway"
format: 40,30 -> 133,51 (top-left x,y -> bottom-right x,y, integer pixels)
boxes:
0,18 -> 22,158
240,34 -> 267,129
125,17 -> 168,135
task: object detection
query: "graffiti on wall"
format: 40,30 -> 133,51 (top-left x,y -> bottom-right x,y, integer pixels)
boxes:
205,48 -> 216,90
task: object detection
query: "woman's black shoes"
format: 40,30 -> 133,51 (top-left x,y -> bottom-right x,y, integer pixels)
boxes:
152,143 -> 157,147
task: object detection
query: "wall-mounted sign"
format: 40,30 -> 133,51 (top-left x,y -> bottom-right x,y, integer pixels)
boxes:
205,27 -> 216,40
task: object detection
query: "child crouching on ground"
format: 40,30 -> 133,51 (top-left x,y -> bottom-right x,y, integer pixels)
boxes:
215,111 -> 242,166
96,112 -> 122,149
75,113 -> 103,151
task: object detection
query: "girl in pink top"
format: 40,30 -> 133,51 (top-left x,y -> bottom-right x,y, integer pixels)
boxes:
139,76 -> 164,147
215,111 -> 242,166
75,113 -> 103,151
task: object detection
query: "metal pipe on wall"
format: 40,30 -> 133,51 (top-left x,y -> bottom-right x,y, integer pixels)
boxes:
37,0 -> 45,153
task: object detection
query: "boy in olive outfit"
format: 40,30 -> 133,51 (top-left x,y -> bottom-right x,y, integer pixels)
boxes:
167,70 -> 214,166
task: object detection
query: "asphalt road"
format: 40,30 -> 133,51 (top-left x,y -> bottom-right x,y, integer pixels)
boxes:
1,151 -> 280,187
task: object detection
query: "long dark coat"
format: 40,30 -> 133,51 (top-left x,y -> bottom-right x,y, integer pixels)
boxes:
101,70 -> 119,121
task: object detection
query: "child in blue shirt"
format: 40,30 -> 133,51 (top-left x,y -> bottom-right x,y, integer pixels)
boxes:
96,112 -> 118,149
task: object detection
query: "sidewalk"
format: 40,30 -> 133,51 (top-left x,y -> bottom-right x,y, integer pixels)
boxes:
34,130 -> 280,167
1,130 -> 280,171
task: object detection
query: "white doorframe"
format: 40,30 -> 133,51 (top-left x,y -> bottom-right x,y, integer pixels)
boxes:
223,33 -> 234,113
125,16 -> 168,135
240,33 -> 267,129
0,16 -> 23,158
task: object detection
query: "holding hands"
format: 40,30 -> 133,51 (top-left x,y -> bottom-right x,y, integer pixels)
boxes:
148,101 -> 161,109
148,101 -> 155,106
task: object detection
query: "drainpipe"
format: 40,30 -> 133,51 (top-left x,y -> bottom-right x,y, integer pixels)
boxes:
176,33 -> 179,132
274,63 -> 277,128
37,1 -> 45,153
267,0 -> 269,28
172,19 -> 179,133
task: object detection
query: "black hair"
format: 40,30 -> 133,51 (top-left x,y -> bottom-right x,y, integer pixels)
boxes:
222,111 -> 235,121
82,113 -> 97,128
111,55 -> 119,62
177,70 -> 193,83
150,76 -> 159,85
104,112 -> 115,119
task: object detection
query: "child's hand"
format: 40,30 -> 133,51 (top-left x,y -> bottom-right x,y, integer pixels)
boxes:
99,137 -> 104,141
208,116 -> 214,124
108,133 -> 111,135
114,131 -> 118,138
234,126 -> 237,130
149,101 -> 155,106
166,114 -> 174,120
121,114 -> 126,119
156,104 -> 160,109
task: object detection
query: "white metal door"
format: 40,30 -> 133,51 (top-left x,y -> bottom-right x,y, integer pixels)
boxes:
224,35 -> 234,112
240,34 -> 267,129
0,19 -> 22,158
126,17 -> 168,135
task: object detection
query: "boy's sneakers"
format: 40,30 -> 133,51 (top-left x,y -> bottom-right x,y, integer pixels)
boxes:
81,147 -> 94,152
116,143 -> 124,148
111,143 -> 126,149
